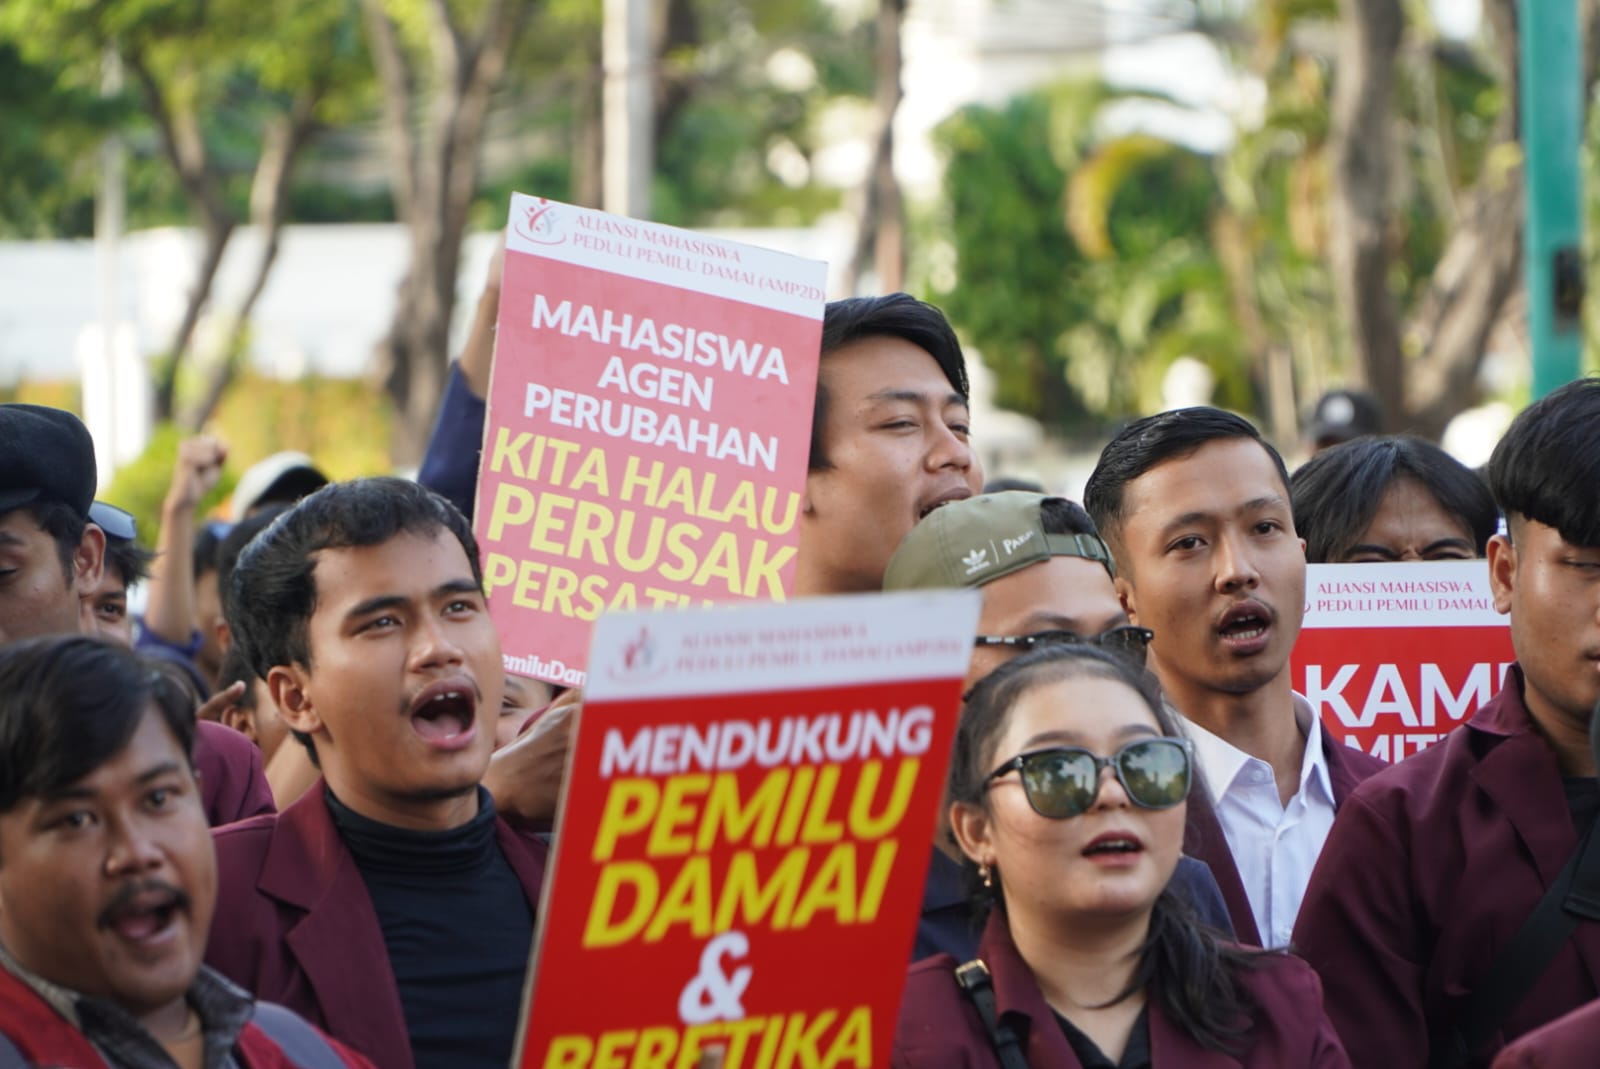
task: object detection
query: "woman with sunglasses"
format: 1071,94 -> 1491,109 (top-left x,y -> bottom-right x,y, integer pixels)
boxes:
894,645 -> 1350,1068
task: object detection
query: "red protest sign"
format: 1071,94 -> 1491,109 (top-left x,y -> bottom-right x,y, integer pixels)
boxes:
514,590 -> 980,1069
1291,561 -> 1514,762
476,194 -> 827,687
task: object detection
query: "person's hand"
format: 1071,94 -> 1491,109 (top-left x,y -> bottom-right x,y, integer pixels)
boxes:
483,687 -> 579,824
165,436 -> 228,514
196,681 -> 246,723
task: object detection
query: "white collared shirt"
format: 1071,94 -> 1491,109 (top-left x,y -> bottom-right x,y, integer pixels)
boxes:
1173,694 -> 1336,948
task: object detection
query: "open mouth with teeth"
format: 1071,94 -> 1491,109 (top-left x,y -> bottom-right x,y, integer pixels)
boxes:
1083,835 -> 1143,858
102,888 -> 184,945
1220,615 -> 1268,640
917,495 -> 967,521
410,688 -> 476,745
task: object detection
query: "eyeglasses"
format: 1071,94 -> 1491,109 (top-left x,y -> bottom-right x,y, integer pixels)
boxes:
985,737 -> 1193,819
88,501 -> 137,543
972,625 -> 1154,665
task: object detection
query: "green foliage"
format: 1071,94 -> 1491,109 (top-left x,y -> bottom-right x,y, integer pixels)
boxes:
102,373 -> 394,540
933,83 -> 1248,432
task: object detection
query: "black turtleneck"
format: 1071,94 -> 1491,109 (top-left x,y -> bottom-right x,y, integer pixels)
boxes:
328,787 -> 534,1069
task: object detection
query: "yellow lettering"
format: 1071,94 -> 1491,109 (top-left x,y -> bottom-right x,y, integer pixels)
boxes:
644,857 -> 712,941
648,775 -> 711,856
792,845 -> 858,927
848,759 -> 918,839
594,779 -> 660,860
582,861 -> 658,947
714,848 -> 807,932
543,1035 -> 593,1069
486,482 -> 536,542
697,769 -> 788,851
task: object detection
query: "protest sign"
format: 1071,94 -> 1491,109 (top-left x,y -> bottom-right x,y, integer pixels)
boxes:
1292,560 -> 1514,762
476,193 -> 828,687
514,590 -> 981,1069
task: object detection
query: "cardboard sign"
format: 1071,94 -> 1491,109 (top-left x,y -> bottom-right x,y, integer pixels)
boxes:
476,193 -> 828,687
1292,561 -> 1514,762
515,590 -> 981,1069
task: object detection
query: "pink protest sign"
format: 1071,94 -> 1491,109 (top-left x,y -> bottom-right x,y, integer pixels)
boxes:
1291,561 -> 1514,763
476,194 -> 827,687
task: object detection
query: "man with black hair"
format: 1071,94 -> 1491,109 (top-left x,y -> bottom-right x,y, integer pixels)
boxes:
207,477 -> 547,1069
0,635 -> 372,1069
0,404 -> 106,643
1295,378 -> 1600,1068
1084,407 -> 1385,947
85,501 -> 156,644
796,292 -> 983,595
885,491 -> 1233,959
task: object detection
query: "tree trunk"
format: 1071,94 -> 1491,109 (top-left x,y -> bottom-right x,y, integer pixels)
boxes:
362,0 -> 533,466
184,95 -> 322,431
126,50 -> 237,423
1328,0 -> 1405,431
843,0 -> 906,294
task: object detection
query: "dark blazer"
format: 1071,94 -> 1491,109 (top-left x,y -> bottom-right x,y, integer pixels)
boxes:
195,720 -> 276,827
1184,720 -> 1387,946
206,784 -> 548,1069
894,909 -> 1351,1068
1293,667 -> 1600,1069
1490,999 -> 1600,1069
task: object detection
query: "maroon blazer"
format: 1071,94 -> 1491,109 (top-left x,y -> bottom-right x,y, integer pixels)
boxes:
893,909 -> 1350,1068
1293,667 -> 1600,1069
1184,720 -> 1387,945
1491,999 -> 1600,1069
195,720 -> 275,827
206,784 -> 549,1069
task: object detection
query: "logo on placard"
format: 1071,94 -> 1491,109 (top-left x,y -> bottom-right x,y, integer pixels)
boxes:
513,199 -> 566,245
962,547 -> 989,575
609,626 -> 665,682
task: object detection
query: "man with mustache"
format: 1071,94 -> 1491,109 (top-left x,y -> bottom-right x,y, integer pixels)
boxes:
1295,379 -> 1600,1067
1084,408 -> 1385,947
0,635 -> 371,1068
206,478 -> 547,1069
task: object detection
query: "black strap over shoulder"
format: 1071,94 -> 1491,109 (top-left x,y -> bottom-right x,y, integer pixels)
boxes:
955,959 -> 1031,1069
249,1001 -> 351,1069
1434,808 -> 1600,1069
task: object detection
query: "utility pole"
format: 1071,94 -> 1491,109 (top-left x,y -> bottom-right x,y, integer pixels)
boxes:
1519,1 -> 1584,398
603,0 -> 653,219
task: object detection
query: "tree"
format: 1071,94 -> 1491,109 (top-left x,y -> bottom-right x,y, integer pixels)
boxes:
360,0 -> 534,465
0,0 -> 369,428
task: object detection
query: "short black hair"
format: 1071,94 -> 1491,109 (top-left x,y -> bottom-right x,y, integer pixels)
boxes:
1486,377 -> 1600,547
230,477 -> 483,680
1039,496 -> 1101,540
811,293 -> 970,471
216,504 -> 289,624
103,537 -> 156,590
0,636 -> 196,813
1083,407 -> 1291,551
216,643 -> 258,714
1291,436 -> 1498,563
6,497 -> 87,584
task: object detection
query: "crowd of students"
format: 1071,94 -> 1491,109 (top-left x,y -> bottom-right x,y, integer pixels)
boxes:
0,288 -> 1596,1069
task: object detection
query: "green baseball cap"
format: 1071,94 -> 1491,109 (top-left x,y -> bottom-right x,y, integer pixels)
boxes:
883,491 -> 1115,591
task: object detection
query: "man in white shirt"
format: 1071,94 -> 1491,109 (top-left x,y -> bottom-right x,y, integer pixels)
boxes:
1083,406 -> 1386,946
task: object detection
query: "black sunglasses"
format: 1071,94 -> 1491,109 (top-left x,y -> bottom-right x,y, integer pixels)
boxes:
88,501 -> 137,543
985,737 -> 1193,819
972,625 -> 1154,665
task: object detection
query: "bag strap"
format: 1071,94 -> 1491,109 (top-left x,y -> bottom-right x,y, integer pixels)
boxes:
1435,808 -> 1600,1069
955,959 -> 1031,1069
244,1002 -> 351,1069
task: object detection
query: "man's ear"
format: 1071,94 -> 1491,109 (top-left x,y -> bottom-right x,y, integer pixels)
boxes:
221,702 -> 258,744
1487,533 -> 1517,616
267,665 -> 321,737
213,617 -> 232,658
1115,574 -> 1138,623
72,524 -> 106,597
948,800 -> 995,870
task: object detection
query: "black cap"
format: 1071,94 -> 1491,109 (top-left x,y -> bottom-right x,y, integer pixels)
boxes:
0,404 -> 97,517
1308,389 -> 1383,446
